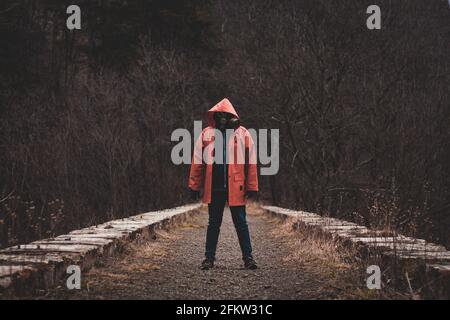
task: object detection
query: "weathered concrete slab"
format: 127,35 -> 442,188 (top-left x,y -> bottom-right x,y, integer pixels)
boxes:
0,203 -> 202,297
3,244 -> 101,253
39,237 -> 115,246
68,229 -> 128,237
0,253 -> 77,265
262,205 -> 450,299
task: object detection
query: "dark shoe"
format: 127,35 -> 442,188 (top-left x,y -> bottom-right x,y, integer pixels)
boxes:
201,258 -> 214,270
244,257 -> 258,270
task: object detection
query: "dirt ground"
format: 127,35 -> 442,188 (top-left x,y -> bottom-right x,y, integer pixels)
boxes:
30,203 -> 406,300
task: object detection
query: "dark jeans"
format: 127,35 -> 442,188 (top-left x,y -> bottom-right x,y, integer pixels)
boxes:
205,190 -> 253,261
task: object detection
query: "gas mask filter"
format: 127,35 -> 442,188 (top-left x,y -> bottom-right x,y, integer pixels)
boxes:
214,112 -> 240,129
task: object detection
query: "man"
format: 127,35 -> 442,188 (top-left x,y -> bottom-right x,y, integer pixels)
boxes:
188,98 -> 258,270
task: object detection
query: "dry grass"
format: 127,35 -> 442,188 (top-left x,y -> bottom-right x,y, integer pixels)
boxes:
179,222 -> 204,229
77,230 -> 178,289
253,204 -> 410,299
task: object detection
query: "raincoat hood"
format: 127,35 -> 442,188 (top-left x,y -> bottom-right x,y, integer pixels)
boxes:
206,98 -> 240,127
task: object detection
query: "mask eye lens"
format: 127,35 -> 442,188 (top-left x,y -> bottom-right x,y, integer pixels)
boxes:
214,113 -> 235,127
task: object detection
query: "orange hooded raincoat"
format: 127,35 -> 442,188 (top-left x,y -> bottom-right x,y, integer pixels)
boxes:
188,98 -> 258,206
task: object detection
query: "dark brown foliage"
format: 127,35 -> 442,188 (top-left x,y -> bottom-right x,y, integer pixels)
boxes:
1,0 -> 449,248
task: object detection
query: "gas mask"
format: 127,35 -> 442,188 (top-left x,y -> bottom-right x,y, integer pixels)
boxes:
213,112 -> 240,130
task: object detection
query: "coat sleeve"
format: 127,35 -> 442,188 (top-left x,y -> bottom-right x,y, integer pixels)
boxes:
245,131 -> 259,192
188,131 -> 204,191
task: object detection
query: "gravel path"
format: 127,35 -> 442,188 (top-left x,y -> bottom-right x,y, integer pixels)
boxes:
32,204 -> 401,300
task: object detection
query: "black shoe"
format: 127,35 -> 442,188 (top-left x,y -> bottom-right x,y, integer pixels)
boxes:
201,258 -> 214,270
244,257 -> 258,270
